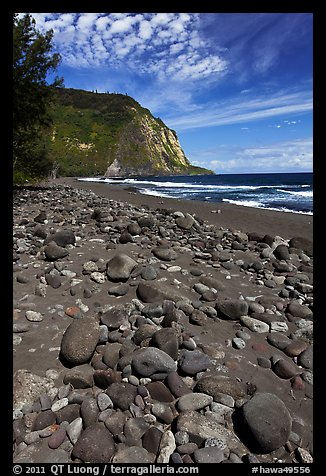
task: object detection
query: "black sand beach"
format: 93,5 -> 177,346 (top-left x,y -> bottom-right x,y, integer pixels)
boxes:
13,178 -> 313,465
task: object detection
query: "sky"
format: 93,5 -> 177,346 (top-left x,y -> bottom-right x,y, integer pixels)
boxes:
23,12 -> 313,174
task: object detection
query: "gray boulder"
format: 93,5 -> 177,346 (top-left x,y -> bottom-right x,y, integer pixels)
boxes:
60,316 -> 100,366
241,392 -> 292,453
106,253 -> 137,281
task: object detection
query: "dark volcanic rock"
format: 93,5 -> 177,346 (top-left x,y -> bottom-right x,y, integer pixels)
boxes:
178,350 -> 211,375
46,230 -> 76,247
151,328 -> 179,359
31,410 -> 56,431
132,347 -> 177,379
44,243 -> 69,261
297,345 -> 313,370
216,299 -> 248,320
195,374 -> 246,400
165,372 -> 193,397
106,253 -> 137,281
60,316 -> 100,366
273,359 -> 298,379
106,382 -> 137,411
72,423 -> 115,463
273,244 -> 289,260
152,247 -> 178,261
241,392 -> 292,453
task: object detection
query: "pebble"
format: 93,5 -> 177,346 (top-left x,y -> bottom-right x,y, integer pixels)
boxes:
25,310 -> 43,322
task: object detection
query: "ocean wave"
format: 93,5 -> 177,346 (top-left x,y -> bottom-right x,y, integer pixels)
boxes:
222,198 -> 312,215
139,188 -> 178,199
277,189 -> 313,198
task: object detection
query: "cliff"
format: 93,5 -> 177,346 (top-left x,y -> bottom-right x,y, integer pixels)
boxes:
49,88 -> 214,177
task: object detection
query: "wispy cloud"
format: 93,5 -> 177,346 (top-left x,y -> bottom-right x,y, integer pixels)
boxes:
164,89 -> 312,130
190,138 -> 313,173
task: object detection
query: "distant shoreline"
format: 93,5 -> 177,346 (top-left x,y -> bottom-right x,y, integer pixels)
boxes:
48,177 -> 313,242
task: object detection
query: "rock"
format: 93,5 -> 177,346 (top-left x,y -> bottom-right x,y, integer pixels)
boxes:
25,310 -> 43,322
176,214 -> 194,230
31,410 -> 56,431
151,328 -> 179,359
297,345 -> 313,370
66,417 -> 83,444
284,340 -> 308,357
177,393 -> 213,412
13,370 -> 55,412
146,381 -> 175,402
152,402 -> 175,424
216,299 -> 248,320
48,427 -> 66,449
141,265 -> 157,280
165,372 -> 193,397
104,411 -> 127,436
176,411 -> 246,454
80,397 -> 100,428
60,316 -> 100,366
44,242 -> 69,261
72,423 -> 115,463
13,439 -> 69,464
240,316 -> 270,333
132,347 -> 177,379
112,446 -> 155,463
198,277 -> 224,294
106,253 -> 137,281
273,359 -> 298,379
102,342 -> 122,368
56,404 -> 80,424
47,230 -> 76,247
34,211 -> 47,223
138,215 -> 155,228
128,223 -> 142,235
63,364 -> 94,388
142,427 -> 163,455
193,446 -> 224,463
152,247 -> 178,261
133,324 -> 158,346
45,273 -> 62,289
106,382 -> 137,410
273,244 -> 289,260
101,305 -> 129,329
137,281 -> 190,303
189,309 -> 208,326
287,302 -> 312,319
270,321 -> 288,333
241,392 -> 292,453
157,430 -> 176,463
267,333 -> 291,350
51,398 -> 69,412
195,374 -> 246,400
178,350 -> 211,375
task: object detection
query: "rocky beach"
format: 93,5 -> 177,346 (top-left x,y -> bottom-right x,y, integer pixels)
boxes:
13,178 -> 313,465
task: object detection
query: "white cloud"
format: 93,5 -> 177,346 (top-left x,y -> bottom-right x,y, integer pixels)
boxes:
109,16 -> 135,35
28,12 -> 226,83
165,90 -> 312,130
191,138 -> 312,173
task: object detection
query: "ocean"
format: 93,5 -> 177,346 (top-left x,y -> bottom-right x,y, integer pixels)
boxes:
78,172 -> 313,215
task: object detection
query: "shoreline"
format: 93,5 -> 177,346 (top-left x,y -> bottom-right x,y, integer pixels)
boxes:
52,177 -> 313,241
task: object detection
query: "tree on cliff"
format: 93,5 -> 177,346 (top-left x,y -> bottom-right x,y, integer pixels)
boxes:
13,13 -> 63,182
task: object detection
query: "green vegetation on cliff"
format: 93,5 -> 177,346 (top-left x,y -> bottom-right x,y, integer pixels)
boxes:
49,88 -> 214,177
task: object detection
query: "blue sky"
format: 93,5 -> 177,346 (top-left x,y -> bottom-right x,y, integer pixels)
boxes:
25,12 -> 313,174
